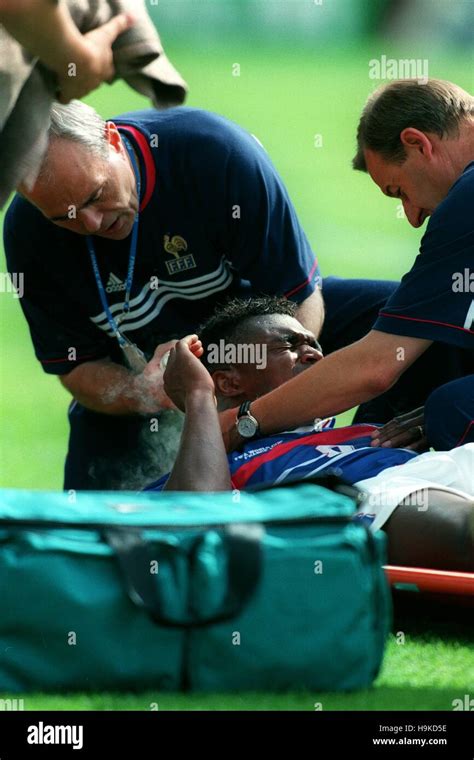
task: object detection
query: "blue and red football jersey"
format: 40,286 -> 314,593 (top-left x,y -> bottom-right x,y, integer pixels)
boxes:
144,419 -> 417,492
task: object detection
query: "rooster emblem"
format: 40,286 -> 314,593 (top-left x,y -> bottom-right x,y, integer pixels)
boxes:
164,235 -> 188,259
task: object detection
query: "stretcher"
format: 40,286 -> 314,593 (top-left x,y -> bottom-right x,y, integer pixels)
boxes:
384,565 -> 474,596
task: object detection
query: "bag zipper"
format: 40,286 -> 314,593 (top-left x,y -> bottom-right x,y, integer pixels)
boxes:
0,514 -> 352,532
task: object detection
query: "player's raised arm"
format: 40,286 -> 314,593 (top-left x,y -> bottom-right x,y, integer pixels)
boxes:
162,337 -> 232,492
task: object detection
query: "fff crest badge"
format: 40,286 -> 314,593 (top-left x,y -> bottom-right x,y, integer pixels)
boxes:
164,235 -> 196,275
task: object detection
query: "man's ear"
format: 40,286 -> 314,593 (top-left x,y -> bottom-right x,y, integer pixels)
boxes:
399,127 -> 434,158
104,122 -> 123,154
212,368 -> 244,398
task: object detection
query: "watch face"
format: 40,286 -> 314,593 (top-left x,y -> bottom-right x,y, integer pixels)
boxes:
238,416 -> 258,438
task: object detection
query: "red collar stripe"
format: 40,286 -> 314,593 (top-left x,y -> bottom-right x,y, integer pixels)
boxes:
118,125 -> 156,212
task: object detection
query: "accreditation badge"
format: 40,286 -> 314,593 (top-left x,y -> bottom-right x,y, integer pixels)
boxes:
120,336 -> 148,373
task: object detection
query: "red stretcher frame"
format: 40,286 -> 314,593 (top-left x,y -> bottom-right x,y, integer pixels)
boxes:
384,565 -> 474,596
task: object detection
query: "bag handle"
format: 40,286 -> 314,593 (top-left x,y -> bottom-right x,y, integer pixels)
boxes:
104,523 -> 263,628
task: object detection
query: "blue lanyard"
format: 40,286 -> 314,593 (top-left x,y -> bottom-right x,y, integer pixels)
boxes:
87,134 -> 141,347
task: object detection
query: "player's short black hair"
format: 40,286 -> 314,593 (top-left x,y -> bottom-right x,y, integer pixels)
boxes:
198,296 -> 297,369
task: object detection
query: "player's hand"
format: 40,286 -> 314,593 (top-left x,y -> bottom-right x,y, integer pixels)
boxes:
370,406 -> 429,451
56,13 -> 134,103
163,335 -> 215,411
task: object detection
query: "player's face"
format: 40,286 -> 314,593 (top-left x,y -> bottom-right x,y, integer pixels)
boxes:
364,147 -> 454,229
19,124 -> 139,240
214,314 -> 323,400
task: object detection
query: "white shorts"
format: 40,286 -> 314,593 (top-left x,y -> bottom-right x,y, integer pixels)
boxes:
354,443 -> 474,532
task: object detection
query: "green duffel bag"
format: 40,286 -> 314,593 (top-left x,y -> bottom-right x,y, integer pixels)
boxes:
0,481 -> 391,692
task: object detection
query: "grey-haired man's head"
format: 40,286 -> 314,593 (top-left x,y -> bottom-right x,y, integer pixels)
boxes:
19,100 -> 139,239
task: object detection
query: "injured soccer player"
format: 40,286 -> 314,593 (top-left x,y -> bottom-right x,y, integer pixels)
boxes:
144,297 -> 474,572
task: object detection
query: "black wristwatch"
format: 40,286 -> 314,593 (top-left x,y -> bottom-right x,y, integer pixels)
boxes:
236,401 -> 260,439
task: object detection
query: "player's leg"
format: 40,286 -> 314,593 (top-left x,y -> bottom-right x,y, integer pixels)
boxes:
383,488 -> 474,572
424,375 -> 474,450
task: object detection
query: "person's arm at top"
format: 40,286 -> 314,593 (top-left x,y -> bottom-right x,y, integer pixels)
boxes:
0,0 -> 133,103
162,337 -> 232,492
221,329 -> 432,445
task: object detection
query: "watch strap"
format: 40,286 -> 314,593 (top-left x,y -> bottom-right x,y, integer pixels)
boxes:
237,401 -> 252,419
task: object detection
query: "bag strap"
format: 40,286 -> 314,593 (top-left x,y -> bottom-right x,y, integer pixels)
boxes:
104,523 -> 263,629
